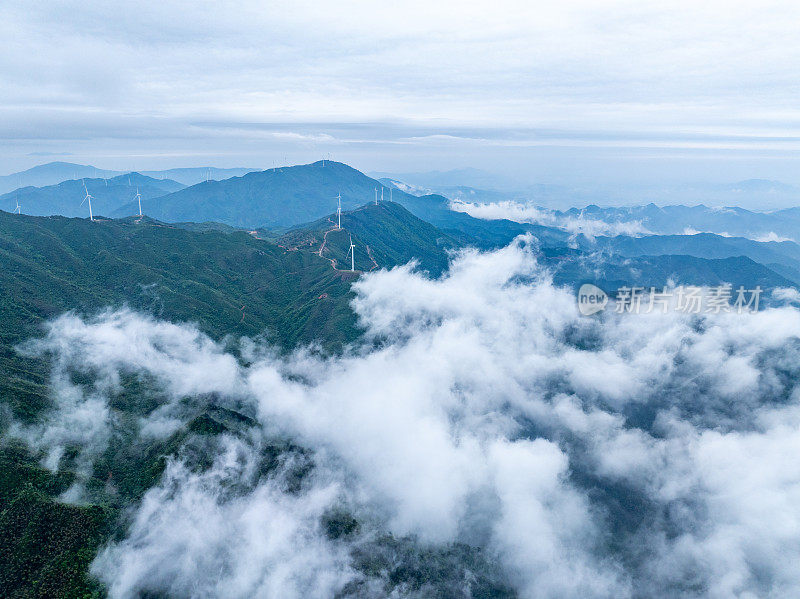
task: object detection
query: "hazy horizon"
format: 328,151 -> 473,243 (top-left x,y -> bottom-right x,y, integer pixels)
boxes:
3,1 -> 800,187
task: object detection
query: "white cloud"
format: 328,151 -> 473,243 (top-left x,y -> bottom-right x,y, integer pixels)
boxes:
92,436 -> 356,599
754,231 -> 794,243
450,199 -> 652,239
13,237 -> 800,597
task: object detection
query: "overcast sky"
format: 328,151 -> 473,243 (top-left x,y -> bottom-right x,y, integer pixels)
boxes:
2,0 -> 800,184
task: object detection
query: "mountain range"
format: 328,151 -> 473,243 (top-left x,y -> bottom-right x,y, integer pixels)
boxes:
0,173 -> 184,218
0,162 -> 257,194
3,162 -> 800,596
561,203 -> 800,240
113,161 -> 412,228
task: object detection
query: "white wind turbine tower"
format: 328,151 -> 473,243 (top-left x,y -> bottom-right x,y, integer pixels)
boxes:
381,187 -> 384,203
375,188 -> 378,205
14,197 -> 21,214
134,187 -> 143,216
81,180 -> 94,221
336,192 -> 342,228
346,234 -> 356,271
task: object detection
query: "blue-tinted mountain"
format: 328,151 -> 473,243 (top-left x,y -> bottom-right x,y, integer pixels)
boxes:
137,166 -> 258,186
0,162 -> 121,194
113,161 -> 464,229
455,201 -> 800,241
370,167 -> 519,191
114,161 -> 393,227
556,204 -> 800,239
379,178 -> 432,196
547,250 -> 794,293
0,173 -> 184,218
0,162 -> 258,195
578,232 -> 800,284
110,160 -> 576,249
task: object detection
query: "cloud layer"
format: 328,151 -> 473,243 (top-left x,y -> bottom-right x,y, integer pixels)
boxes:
449,199 -> 652,238
12,237 -> 800,597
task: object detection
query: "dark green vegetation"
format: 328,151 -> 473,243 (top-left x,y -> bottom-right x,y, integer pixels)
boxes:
0,173 -> 185,219
280,201 -> 459,276
0,444 -> 111,599
0,211 -> 359,409
1,215 -> 353,337
345,537 -> 516,599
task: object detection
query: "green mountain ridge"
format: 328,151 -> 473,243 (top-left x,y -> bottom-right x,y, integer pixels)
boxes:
280,201 -> 459,276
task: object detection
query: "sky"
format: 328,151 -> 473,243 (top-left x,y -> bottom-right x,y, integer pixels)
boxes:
2,0 -> 800,185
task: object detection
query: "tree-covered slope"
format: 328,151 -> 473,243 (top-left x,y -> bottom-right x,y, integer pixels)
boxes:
0,211 -> 362,421
0,209 -> 368,596
279,201 -> 459,276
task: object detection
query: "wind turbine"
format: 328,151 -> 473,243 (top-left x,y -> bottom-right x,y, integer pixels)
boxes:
336,192 -> 342,229
381,187 -> 384,203
81,180 -> 94,221
134,187 -> 143,216
13,198 -> 21,214
375,188 -> 378,205
346,235 -> 356,271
